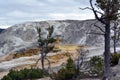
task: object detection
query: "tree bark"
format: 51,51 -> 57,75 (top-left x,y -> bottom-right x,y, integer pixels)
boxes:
114,37 -> 117,54
103,21 -> 111,80
41,52 -> 45,71
113,25 -> 117,54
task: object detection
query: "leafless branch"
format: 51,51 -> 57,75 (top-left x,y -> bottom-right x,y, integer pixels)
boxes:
94,24 -> 105,33
113,21 -> 120,42
93,20 -> 105,33
35,56 -> 41,66
79,7 -> 103,15
79,7 -> 92,10
45,57 -> 51,70
116,30 -> 120,42
88,20 -> 105,35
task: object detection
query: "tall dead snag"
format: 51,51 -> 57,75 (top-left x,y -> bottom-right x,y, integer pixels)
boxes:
81,0 -> 120,79
76,49 -> 89,76
36,26 -> 56,71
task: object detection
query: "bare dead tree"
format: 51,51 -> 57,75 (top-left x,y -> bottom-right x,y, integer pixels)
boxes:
76,49 -> 89,78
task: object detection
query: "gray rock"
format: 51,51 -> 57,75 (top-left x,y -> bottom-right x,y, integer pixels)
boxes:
118,59 -> 120,65
0,19 -> 112,55
112,59 -> 120,76
111,64 -> 120,80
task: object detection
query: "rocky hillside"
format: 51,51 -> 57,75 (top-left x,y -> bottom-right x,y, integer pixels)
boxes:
0,19 -> 105,55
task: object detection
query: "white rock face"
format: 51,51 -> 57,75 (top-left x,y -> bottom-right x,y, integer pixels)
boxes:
0,20 -> 106,55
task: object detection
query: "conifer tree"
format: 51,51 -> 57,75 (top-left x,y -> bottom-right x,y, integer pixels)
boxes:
89,0 -> 120,79
36,25 -> 56,71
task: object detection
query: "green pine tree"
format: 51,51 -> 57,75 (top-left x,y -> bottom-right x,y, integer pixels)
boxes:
36,25 -> 56,71
89,0 -> 120,79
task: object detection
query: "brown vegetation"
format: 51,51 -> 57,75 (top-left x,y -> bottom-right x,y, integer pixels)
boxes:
13,48 -> 40,59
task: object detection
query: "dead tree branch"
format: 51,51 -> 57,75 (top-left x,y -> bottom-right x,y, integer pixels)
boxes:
35,57 -> 41,67
45,57 -> 51,70
94,24 -> 105,33
79,7 -> 103,15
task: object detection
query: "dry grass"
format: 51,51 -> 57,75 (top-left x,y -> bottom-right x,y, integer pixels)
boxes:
13,51 -> 78,70
47,51 -> 77,67
48,53 -> 69,60
0,53 -> 16,62
1,44 -> 80,60
13,48 -> 40,59
57,44 -> 79,51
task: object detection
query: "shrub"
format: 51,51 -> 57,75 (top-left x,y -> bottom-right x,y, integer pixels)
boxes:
89,56 -> 103,77
110,53 -> 120,66
1,68 -> 48,80
51,57 -> 77,80
1,75 -> 12,80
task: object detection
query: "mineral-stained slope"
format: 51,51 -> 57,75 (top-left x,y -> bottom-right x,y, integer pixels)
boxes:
0,19 -> 104,55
